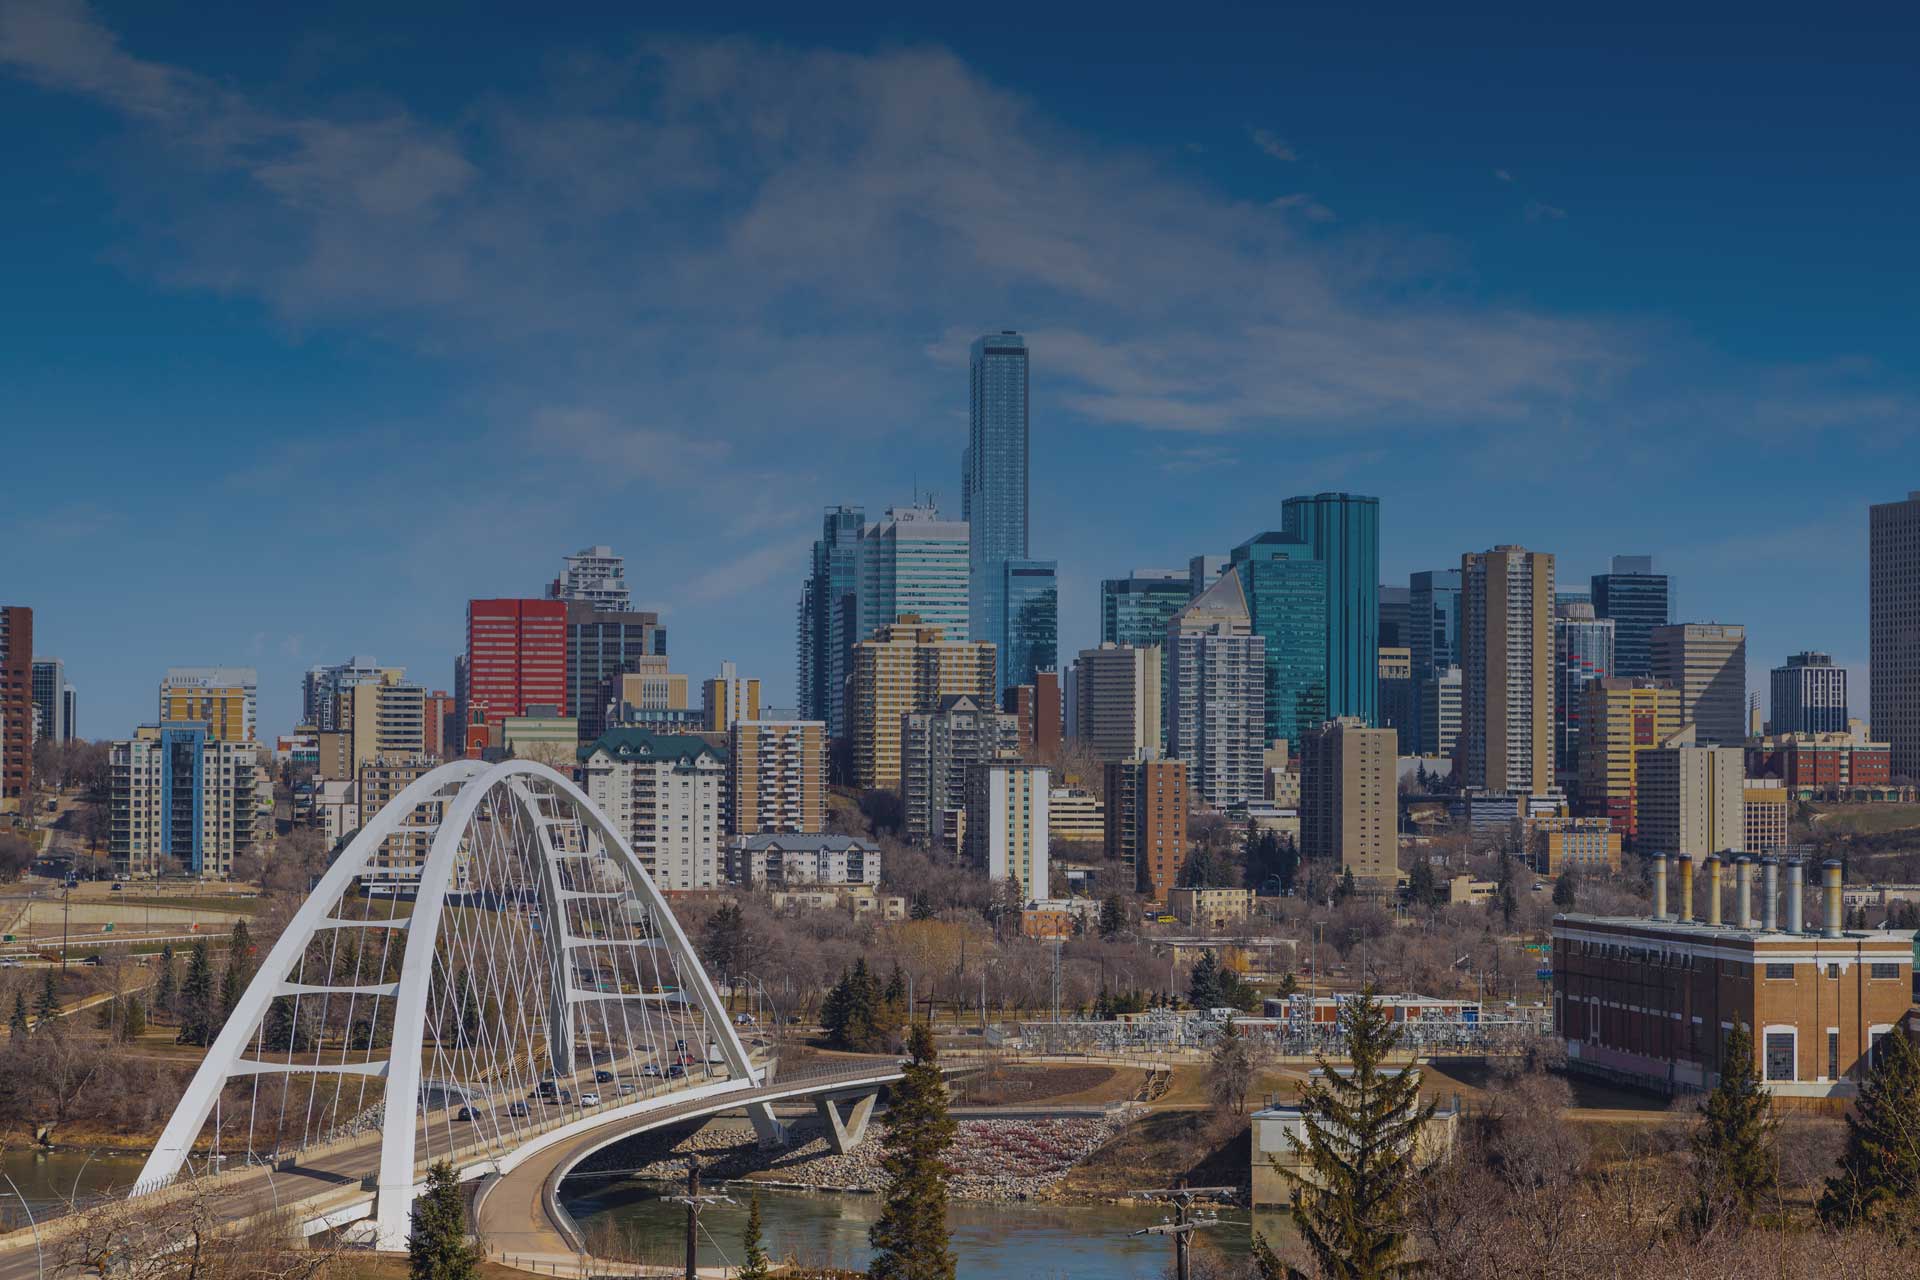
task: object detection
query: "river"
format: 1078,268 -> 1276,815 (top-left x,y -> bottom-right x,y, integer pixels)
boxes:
566,1180 -> 1292,1278
0,1149 -> 146,1232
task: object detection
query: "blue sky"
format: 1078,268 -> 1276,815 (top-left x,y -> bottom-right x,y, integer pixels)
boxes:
3,0 -> 1916,740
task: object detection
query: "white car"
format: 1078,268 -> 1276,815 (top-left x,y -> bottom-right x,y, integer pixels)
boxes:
579,1091 -> 601,1107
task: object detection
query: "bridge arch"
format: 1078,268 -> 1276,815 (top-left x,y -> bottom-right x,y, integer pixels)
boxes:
135,759 -> 760,1248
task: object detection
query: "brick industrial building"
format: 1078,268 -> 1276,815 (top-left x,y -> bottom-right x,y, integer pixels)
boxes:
1554,855 -> 1913,1096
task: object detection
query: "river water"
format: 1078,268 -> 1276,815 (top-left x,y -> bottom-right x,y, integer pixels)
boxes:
0,1149 -> 146,1231
566,1180 -> 1291,1279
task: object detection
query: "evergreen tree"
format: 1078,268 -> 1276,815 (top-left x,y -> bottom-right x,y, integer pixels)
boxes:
177,940 -> 217,1047
1278,971 -> 1299,999
1275,989 -> 1434,1279
737,1190 -> 772,1280
1099,894 -> 1124,939
1493,857 -> 1519,928
884,963 -> 906,1009
122,996 -> 146,1040
821,968 -> 851,1047
1334,867 -> 1357,904
263,995 -> 313,1053
701,902 -> 749,994
1819,1027 -> 1920,1227
153,945 -> 178,1020
908,891 -> 936,922
1689,1023 -> 1777,1234
33,968 -> 59,1027
219,920 -> 254,1029
869,1022 -> 956,1280
409,1160 -> 481,1280
1188,951 -> 1222,1010
455,968 -> 481,1048
1552,868 -> 1579,910
8,991 -> 27,1042
1407,860 -> 1435,906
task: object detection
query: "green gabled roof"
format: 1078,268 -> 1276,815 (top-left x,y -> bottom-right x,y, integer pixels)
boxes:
577,728 -> 729,766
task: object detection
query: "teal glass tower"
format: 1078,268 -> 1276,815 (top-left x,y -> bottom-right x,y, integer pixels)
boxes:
965,331 -> 1057,696
1101,571 -> 1191,647
1280,492 -> 1380,726
1229,535 -> 1329,744
1003,560 -> 1059,690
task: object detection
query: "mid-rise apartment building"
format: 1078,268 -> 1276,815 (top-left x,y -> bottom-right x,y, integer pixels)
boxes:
1744,779 -> 1790,854
848,619 -> 996,791
355,756 -> 439,888
702,661 -> 761,733
1166,571 -> 1266,810
1105,757 -> 1190,901
1746,732 -> 1894,799
965,761 -> 1050,902
727,834 -> 881,887
338,671 -> 428,774
1009,669 -> 1061,760
109,723 -> 265,878
1651,623 -> 1747,746
577,730 -> 727,891
1460,546 -> 1554,794
1637,744 -> 1745,857
302,657 -> 401,732
1577,678 -> 1682,838
728,718 -> 826,836
159,666 -> 258,744
1300,718 -> 1398,889
0,607 -> 31,810
901,694 -> 1020,844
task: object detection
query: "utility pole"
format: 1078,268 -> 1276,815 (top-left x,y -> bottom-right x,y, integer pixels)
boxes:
1127,1185 -> 1231,1280
666,1157 -> 732,1280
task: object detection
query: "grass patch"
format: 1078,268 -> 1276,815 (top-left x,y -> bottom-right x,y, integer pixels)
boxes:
115,895 -> 262,914
1810,803 -> 1920,835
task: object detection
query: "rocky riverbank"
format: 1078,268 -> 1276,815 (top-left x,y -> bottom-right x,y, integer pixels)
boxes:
575,1111 -> 1131,1203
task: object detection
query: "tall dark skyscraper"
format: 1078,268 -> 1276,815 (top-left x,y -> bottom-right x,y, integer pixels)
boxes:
1280,492 -> 1380,726
1406,568 -> 1462,757
964,331 -> 1056,696
798,504 -> 864,732
1591,554 -> 1670,680
1378,586 -> 1410,649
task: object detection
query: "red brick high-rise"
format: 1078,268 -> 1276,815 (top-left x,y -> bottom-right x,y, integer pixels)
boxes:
0,606 -> 30,809
464,599 -> 567,728
1010,670 -> 1062,761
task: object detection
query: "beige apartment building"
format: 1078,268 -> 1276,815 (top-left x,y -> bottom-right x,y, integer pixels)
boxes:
1300,717 -> 1398,889
1651,623 -> 1747,746
1577,678 -> 1682,839
965,761 -> 1050,901
159,666 -> 258,744
1460,547 -> 1554,794
1744,779 -> 1790,854
848,618 -> 996,791
1068,643 -> 1162,761
1638,744 -> 1745,856
729,718 -> 827,835
338,672 -> 428,775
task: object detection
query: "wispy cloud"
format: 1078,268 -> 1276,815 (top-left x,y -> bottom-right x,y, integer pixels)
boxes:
1269,192 -> 1336,222
1525,200 -> 1568,222
1249,128 -> 1298,162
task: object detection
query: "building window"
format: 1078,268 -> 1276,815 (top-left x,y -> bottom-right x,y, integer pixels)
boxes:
1827,963 -> 1841,979
1871,962 -> 1900,980
1764,962 -> 1793,979
1828,1030 -> 1839,1080
1764,1032 -> 1796,1082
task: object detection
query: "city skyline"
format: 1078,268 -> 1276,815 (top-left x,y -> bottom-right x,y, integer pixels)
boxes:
3,2 -> 1912,739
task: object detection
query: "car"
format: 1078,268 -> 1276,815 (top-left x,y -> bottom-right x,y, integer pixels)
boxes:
674,1038 -> 687,1051
641,1064 -> 662,1078
594,1069 -> 614,1082
579,1092 -> 600,1106
617,1083 -> 637,1096
455,1106 -> 477,1121
110,883 -> 123,893
666,1064 -> 686,1079
507,1101 -> 529,1118
557,1089 -> 572,1104
734,1013 -> 755,1025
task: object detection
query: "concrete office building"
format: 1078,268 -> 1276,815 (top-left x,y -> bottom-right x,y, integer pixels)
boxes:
848,619 -> 997,791
109,723 -> 266,878
965,761 -> 1050,902
1165,571 -> 1266,810
1744,779 -> 1790,854
338,671 -> 428,774
1420,666 -> 1462,762
901,694 -> 1019,844
1460,546 -> 1554,794
564,601 -> 666,742
1378,647 -> 1413,747
577,730 -> 728,892
1771,651 -> 1848,736
1378,585 -> 1410,649
1554,868 -> 1912,1096
1652,623 -> 1747,746
1577,678 -> 1682,838
1067,643 -> 1162,761
1301,718 -> 1398,889
1871,491 -> 1920,781
797,505 -> 865,734
160,667 -> 258,744
1554,603 -> 1615,787
701,661 -> 761,733
546,544 -> 633,612
0,607 -> 28,809
1590,555 -> 1670,681
1049,786 -> 1104,846
1637,744 -> 1745,857
1407,569 -> 1462,756
1105,757 -> 1190,901
856,505 -> 972,647
30,658 -> 67,745
729,719 -> 826,836
302,657 -> 398,732
1102,571 -> 1193,648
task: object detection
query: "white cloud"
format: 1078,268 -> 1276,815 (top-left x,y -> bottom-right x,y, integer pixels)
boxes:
1525,200 -> 1568,222
1250,128 -> 1298,162
1269,192 -> 1336,222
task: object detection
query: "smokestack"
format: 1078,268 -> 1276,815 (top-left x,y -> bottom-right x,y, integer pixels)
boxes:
1705,856 -> 1723,927
1823,861 -> 1844,939
1787,861 -> 1805,934
1762,858 -> 1779,932
1677,855 -> 1694,923
1651,853 -> 1668,922
1736,856 -> 1754,929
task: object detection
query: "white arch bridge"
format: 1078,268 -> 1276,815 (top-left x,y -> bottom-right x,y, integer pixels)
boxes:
129,760 -> 900,1252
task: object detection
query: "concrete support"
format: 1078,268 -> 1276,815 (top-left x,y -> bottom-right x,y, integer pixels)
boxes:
748,1101 -> 789,1148
815,1089 -> 880,1155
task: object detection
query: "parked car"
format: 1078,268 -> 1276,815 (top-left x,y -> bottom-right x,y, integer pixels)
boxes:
734,1013 -> 755,1025
579,1091 -> 600,1107
110,883 -> 123,893
641,1064 -> 662,1078
557,1089 -> 572,1104
617,1083 -> 637,1096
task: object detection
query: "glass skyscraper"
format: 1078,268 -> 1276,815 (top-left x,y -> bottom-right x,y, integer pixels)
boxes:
855,505 -> 971,646
1229,535 -> 1328,745
1101,571 -> 1191,647
1407,569 -> 1462,755
1003,560 -> 1059,691
1591,554 -> 1670,680
1553,602 -> 1614,783
798,504 -> 865,731
1280,492 -> 1380,726
964,331 -> 1056,697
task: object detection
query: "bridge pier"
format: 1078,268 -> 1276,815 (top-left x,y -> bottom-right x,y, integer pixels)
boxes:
748,1101 -> 789,1148
815,1088 -> 880,1155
